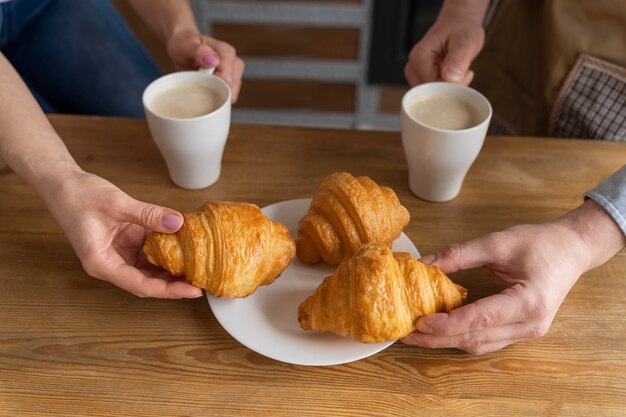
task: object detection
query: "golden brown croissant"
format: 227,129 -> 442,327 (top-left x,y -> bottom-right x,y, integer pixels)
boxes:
298,243 -> 467,343
297,172 -> 410,265
143,201 -> 295,298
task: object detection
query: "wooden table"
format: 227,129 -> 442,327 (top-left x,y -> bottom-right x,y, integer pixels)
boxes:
1,115 -> 625,416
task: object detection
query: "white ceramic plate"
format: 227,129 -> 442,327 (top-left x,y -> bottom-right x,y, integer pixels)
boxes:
207,199 -> 420,366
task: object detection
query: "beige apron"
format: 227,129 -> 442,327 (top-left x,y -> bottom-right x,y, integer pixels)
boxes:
472,0 -> 626,140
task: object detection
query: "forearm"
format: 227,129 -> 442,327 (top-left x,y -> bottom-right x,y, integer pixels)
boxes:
0,53 -> 82,201
438,0 -> 491,24
128,0 -> 199,43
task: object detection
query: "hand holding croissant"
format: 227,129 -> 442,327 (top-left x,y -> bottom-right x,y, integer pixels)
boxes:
298,243 -> 467,343
143,201 -> 295,298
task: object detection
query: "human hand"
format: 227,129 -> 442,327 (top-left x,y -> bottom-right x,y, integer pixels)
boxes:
404,1 -> 486,86
402,200 -> 625,354
46,170 -> 203,299
166,30 -> 244,102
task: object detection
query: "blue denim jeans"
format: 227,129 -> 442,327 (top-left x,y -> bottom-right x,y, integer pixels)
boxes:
0,0 -> 162,117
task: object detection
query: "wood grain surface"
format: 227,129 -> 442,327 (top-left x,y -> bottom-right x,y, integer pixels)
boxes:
0,115 -> 624,416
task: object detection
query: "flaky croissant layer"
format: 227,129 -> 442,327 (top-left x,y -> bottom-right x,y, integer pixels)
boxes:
297,172 -> 410,266
143,201 -> 296,298
298,243 -> 467,343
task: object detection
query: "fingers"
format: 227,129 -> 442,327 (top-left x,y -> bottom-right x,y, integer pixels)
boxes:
403,63 -> 419,87
110,264 -> 203,299
441,33 -> 483,84
195,42 -> 221,70
419,232 -> 503,274
404,24 -> 483,86
403,319 -> 550,355
462,340 -> 516,355
111,196 -> 183,234
401,285 -> 553,354
85,254 -> 203,299
230,57 -> 244,103
169,32 -> 243,102
402,324 -> 524,355
405,43 -> 441,86
420,284 -> 549,335
210,40 -> 244,102
461,69 -> 475,86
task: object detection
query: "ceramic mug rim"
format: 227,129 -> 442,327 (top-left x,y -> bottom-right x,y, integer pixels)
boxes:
401,82 -> 493,134
142,71 -> 231,122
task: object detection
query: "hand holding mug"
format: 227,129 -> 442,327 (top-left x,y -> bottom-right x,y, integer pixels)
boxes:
166,30 -> 244,102
404,0 -> 487,86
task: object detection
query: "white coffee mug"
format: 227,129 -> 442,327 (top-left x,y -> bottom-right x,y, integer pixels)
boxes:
143,70 -> 231,190
401,82 -> 492,202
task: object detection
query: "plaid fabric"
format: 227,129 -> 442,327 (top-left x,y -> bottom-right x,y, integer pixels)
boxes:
550,54 -> 626,141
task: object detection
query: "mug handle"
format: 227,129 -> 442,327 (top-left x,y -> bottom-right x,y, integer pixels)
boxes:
198,67 -> 216,76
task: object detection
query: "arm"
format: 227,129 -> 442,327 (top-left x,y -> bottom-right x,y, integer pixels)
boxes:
402,169 -> 626,354
404,0 -> 490,86
0,52 -> 202,299
128,0 -> 244,102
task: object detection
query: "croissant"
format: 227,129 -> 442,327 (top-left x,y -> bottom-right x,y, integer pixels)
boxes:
143,201 -> 296,298
297,172 -> 410,265
298,243 -> 467,343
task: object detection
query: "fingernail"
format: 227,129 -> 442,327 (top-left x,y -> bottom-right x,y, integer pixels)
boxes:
419,254 -> 436,265
185,291 -> 204,299
202,54 -> 220,66
443,66 -> 463,82
162,214 -> 183,231
416,319 -> 433,334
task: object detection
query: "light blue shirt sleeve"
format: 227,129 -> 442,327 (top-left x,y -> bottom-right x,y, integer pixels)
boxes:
584,165 -> 626,237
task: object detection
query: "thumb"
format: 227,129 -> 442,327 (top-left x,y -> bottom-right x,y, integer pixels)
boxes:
441,34 -> 480,84
119,199 -> 184,233
420,235 -> 496,274
195,42 -> 221,69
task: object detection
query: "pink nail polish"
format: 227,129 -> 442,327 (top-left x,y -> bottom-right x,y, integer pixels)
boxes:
162,214 -> 183,231
202,54 -> 220,66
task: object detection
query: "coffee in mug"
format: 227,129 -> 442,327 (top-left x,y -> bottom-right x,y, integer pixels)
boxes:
150,83 -> 225,119
406,93 -> 484,130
